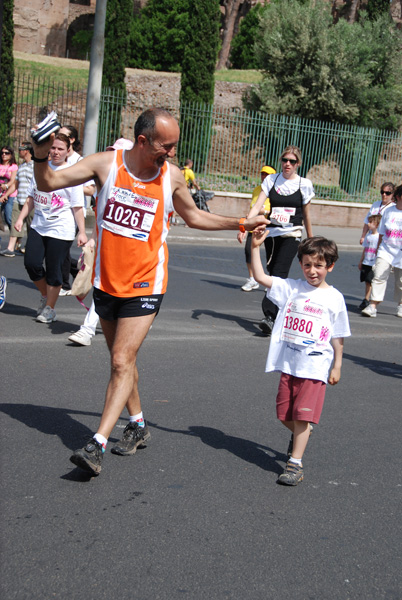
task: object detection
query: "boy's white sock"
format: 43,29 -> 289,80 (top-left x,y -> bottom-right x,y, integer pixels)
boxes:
129,412 -> 145,428
289,456 -> 302,466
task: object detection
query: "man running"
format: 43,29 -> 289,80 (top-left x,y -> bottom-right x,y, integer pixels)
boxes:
32,108 -> 268,476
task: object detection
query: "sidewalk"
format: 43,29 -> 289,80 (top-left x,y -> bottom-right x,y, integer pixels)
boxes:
167,222 -> 362,249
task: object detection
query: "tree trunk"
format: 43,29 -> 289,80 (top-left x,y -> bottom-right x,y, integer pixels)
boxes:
217,0 -> 243,70
348,0 -> 360,23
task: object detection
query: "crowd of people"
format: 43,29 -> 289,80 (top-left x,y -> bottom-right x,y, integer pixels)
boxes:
1,107 -> 401,487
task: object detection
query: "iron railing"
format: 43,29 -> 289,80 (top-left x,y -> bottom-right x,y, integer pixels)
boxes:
12,71 -> 402,204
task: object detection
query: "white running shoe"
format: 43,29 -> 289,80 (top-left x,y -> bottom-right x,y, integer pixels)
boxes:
361,304 -> 377,318
397,305 -> 402,318
37,295 -> 47,316
59,288 -> 71,296
36,305 -> 57,323
68,329 -> 92,346
241,277 -> 259,292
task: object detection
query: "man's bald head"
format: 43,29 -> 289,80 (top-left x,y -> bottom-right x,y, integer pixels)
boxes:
134,108 -> 177,143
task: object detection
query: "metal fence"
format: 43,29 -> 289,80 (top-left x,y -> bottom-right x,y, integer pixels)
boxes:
12,71 -> 402,204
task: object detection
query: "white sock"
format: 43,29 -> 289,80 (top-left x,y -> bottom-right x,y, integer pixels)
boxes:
129,412 -> 144,427
94,433 -> 108,449
289,456 -> 302,466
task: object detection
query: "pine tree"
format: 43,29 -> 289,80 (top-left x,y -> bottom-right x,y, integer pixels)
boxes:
178,0 -> 220,170
179,0 -> 220,105
100,0 -> 132,144
0,0 -> 14,145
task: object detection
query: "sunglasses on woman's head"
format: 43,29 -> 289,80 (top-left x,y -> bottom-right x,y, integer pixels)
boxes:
281,157 -> 297,165
381,191 -> 392,196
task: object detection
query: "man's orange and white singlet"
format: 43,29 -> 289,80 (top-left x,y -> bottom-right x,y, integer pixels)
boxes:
93,149 -> 174,297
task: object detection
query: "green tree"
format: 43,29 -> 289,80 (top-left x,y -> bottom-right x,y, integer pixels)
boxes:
0,0 -> 14,145
229,3 -> 266,69
179,0 -> 220,170
102,0 -> 132,90
245,0 -> 402,129
243,1 -> 402,194
129,0 -> 190,72
366,0 -> 391,21
101,0 -> 132,143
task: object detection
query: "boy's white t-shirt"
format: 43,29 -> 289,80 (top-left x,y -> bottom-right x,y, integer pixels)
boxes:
28,162 -> 85,240
364,200 -> 393,224
265,277 -> 351,384
377,205 -> 402,269
362,231 -> 379,266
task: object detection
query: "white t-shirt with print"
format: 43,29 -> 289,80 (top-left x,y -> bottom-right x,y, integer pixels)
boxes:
265,278 -> 351,384
28,162 -> 85,240
377,205 -> 402,268
364,200 -> 393,225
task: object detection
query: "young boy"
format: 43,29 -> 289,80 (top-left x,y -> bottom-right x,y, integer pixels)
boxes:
251,234 -> 351,485
358,214 -> 381,310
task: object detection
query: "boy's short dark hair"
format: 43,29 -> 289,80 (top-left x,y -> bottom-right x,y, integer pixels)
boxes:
297,236 -> 339,267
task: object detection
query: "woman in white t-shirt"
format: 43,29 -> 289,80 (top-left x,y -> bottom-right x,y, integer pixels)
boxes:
359,182 -> 395,245
15,133 -> 87,324
247,145 -> 314,334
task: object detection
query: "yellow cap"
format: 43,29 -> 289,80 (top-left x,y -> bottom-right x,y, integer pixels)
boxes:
261,166 -> 276,175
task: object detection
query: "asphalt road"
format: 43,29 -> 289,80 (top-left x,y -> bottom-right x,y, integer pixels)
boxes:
1,233 -> 401,600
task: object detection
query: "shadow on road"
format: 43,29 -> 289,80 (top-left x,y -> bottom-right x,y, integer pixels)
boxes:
0,403 -> 105,450
343,353 -> 402,379
148,421 -> 285,475
191,308 -> 266,335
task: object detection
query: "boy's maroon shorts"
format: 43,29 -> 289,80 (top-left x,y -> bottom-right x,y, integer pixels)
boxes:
276,373 -> 326,424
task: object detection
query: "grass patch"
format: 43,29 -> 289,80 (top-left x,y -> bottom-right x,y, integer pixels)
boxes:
15,59 -> 89,88
215,70 -> 262,84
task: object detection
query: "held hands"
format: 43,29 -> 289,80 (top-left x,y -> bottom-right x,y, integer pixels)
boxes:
244,215 -> 269,233
251,228 -> 269,249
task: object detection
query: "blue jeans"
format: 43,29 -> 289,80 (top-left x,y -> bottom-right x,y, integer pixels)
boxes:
1,197 -> 14,229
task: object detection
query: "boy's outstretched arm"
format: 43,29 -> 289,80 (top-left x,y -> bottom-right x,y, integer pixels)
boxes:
328,337 -> 344,385
250,230 -> 274,289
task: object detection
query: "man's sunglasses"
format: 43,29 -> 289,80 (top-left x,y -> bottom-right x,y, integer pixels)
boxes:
381,191 -> 392,196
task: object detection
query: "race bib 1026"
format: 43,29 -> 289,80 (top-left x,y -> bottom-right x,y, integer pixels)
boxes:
101,186 -> 158,242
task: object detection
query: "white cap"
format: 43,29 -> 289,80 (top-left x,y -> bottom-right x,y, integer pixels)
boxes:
106,138 -> 134,151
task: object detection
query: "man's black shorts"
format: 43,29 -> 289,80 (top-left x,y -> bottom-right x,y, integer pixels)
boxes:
93,288 -> 164,321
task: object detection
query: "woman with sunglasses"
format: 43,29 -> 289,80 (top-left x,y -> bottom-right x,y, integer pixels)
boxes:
15,133 -> 87,324
247,145 -> 314,334
359,182 -> 395,246
0,146 -> 18,229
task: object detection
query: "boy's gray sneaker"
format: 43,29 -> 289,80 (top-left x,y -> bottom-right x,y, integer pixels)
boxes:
278,461 -> 304,486
70,438 -> 103,475
111,422 -> 150,456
